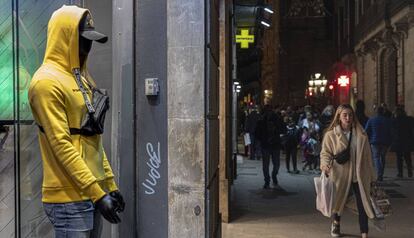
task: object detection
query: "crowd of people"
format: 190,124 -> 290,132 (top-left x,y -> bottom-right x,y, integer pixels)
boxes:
241,101 -> 414,187
241,101 -> 414,237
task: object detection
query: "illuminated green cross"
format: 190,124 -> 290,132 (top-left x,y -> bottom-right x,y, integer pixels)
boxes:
236,29 -> 254,49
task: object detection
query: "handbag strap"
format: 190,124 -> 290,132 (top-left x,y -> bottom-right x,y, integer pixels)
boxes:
73,68 -> 95,114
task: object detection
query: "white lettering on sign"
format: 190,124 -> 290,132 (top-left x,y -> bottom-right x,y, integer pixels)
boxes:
142,142 -> 161,195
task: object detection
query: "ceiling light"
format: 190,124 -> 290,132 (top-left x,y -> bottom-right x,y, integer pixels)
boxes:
260,20 -> 270,27
264,7 -> 274,14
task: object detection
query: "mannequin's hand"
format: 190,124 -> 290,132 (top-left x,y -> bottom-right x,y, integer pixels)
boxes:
95,194 -> 121,224
110,190 -> 125,212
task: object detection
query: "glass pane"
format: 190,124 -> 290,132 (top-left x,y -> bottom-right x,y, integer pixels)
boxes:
17,1 -> 74,237
0,0 -> 15,237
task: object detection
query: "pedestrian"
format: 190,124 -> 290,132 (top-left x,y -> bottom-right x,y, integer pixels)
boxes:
283,116 -> 301,173
390,106 -> 413,178
256,104 -> 286,189
300,111 -> 321,170
355,100 -> 369,128
299,111 -> 321,135
240,108 -> 249,156
320,105 -> 335,135
380,103 -> 392,118
245,106 -> 261,160
28,6 -> 124,237
320,104 -> 377,238
365,106 -> 392,181
300,129 -> 320,171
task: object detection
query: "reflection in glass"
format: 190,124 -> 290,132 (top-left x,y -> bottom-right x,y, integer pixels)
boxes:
0,0 -> 15,236
17,1 -> 75,237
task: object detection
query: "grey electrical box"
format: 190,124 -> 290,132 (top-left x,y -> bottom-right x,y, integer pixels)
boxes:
145,78 -> 160,96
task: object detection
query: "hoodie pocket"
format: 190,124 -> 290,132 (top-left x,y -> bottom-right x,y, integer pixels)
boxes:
80,135 -> 105,180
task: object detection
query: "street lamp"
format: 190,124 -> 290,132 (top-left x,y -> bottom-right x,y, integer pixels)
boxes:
307,73 -> 328,97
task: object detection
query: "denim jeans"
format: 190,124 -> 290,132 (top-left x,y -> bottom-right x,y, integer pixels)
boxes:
371,144 -> 388,180
262,147 -> 280,184
44,201 -> 102,238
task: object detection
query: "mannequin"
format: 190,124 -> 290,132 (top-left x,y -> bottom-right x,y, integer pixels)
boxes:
78,13 -> 125,225
29,7 -> 124,238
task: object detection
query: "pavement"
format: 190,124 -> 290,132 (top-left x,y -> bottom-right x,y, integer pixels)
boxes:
222,152 -> 414,238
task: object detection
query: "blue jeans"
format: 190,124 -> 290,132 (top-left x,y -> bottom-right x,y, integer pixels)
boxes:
371,144 -> 388,180
262,147 -> 280,184
44,201 -> 102,238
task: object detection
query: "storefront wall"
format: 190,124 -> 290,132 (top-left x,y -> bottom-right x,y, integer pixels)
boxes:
0,1 -> 115,237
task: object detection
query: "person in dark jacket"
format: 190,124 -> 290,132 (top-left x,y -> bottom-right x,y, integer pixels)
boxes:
283,116 -> 301,174
381,103 -> 392,118
256,104 -> 286,189
319,105 -> 335,136
390,107 -> 413,178
365,106 -> 392,181
355,100 -> 369,128
245,107 -> 261,160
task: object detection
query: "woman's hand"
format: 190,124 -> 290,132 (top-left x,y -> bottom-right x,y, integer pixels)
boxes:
321,164 -> 331,176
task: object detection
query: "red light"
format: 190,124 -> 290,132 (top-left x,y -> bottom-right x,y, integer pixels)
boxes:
309,91 -> 313,96
329,85 -> 334,90
249,102 -> 253,106
337,75 -> 349,87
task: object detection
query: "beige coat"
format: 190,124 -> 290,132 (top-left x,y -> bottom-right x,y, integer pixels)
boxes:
320,125 -> 377,218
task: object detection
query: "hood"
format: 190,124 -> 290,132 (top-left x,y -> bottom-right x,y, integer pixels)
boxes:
43,5 -> 89,72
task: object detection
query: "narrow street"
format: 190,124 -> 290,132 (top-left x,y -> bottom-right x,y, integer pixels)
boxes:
223,154 -> 414,238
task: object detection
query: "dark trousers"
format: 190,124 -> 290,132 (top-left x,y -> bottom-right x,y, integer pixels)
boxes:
396,151 -> 413,176
285,147 -> 297,171
303,155 -> 318,170
333,183 -> 368,234
371,144 -> 388,180
262,147 -> 280,184
249,134 -> 261,160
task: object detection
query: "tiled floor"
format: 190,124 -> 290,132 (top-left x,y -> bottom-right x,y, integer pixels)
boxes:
222,154 -> 414,238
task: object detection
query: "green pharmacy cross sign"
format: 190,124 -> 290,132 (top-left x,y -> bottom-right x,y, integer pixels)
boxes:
236,29 -> 254,49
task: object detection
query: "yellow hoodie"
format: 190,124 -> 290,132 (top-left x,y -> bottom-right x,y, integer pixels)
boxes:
28,5 -> 117,203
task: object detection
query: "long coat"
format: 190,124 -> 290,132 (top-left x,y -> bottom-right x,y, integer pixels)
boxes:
320,125 -> 377,218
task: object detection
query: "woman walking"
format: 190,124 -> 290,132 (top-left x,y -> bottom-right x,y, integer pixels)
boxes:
320,104 -> 377,238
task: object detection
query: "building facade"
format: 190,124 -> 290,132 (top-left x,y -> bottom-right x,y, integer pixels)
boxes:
337,0 -> 414,116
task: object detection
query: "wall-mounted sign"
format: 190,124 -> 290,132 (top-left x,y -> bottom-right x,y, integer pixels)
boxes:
337,75 -> 350,87
236,29 -> 254,49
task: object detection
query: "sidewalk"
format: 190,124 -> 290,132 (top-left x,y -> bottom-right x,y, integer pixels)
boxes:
222,153 -> 414,238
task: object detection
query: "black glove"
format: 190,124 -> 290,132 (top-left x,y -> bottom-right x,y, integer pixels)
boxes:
110,190 -> 125,212
95,194 -> 121,224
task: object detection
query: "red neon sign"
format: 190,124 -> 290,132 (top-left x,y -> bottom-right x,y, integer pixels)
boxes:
337,75 -> 349,87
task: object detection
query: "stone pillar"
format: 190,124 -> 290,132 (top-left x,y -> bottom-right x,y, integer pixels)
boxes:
261,0 -> 280,105
110,0 -> 135,237
219,0 -> 231,223
167,0 -> 206,237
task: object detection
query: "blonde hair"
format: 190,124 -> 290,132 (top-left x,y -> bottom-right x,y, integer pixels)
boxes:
326,104 -> 362,131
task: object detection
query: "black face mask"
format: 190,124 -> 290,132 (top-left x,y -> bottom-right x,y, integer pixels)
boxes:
79,35 -> 92,67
